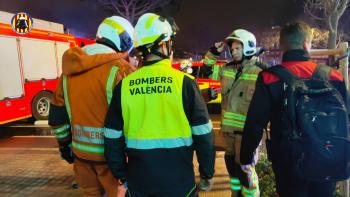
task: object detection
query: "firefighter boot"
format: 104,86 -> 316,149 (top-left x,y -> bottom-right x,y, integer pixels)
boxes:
199,177 -> 214,191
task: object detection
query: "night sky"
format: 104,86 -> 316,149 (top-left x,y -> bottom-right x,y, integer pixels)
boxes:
0,0 -> 304,52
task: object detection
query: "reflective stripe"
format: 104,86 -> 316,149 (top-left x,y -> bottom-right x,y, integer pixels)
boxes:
106,66 -> 119,106
53,124 -> 70,135
212,65 -> 220,80
223,70 -> 236,78
191,122 -> 212,135
72,141 -> 104,154
230,178 -> 240,184
230,178 -> 241,191
53,124 -> 70,139
126,137 -> 193,149
145,14 -> 159,29
222,71 -> 257,81
73,125 -> 104,133
222,119 -> 245,128
72,125 -> 104,144
203,57 -> 217,65
185,185 -> 197,197
141,35 -> 160,44
224,112 -> 246,121
102,18 -> 125,34
74,136 -> 104,145
240,73 -> 258,81
231,185 -> 242,190
55,131 -> 69,139
63,76 -> 72,122
242,187 -> 257,196
105,128 -> 123,139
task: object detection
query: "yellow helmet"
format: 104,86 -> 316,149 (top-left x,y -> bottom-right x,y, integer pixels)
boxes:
134,13 -> 173,48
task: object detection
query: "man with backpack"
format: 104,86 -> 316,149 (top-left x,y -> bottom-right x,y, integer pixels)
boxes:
240,21 -> 350,197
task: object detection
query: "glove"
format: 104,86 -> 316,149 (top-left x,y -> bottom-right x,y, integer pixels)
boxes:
208,88 -> 218,101
59,145 -> 74,164
209,42 -> 225,56
240,165 -> 259,189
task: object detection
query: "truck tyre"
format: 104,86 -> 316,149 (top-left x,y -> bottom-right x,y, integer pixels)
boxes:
31,91 -> 53,120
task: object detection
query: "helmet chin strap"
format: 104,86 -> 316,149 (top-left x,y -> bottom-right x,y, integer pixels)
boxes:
146,40 -> 172,60
137,34 -> 173,66
96,37 -> 120,52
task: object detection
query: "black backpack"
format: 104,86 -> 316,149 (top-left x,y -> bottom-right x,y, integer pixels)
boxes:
268,64 -> 350,181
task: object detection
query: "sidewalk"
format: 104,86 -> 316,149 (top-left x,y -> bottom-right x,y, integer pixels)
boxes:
0,145 -> 231,197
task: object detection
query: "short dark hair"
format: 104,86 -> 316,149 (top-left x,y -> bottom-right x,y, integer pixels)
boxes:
279,22 -> 313,51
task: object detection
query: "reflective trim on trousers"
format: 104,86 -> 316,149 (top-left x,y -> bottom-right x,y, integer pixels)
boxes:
230,177 -> 241,191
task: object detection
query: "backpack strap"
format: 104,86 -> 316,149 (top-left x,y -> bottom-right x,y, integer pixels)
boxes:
312,64 -> 331,81
267,65 -> 298,85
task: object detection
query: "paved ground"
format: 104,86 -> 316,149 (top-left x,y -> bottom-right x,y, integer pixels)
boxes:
0,137 -> 231,197
0,113 -> 232,197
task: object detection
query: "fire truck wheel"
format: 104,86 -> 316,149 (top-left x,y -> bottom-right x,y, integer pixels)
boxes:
31,91 -> 53,120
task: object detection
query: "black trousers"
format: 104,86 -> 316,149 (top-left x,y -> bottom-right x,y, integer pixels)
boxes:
125,186 -> 199,197
272,160 -> 336,197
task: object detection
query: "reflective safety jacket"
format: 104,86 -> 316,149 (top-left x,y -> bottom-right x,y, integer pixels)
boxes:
49,44 -> 136,162
104,59 -> 215,194
207,56 -> 263,133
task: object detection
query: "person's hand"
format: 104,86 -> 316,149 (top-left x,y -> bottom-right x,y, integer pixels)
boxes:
240,165 -> 259,189
209,41 -> 225,56
59,145 -> 74,164
208,88 -> 218,101
117,180 -> 127,197
214,42 -> 225,53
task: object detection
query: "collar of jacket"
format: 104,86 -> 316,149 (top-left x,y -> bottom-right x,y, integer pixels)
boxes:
142,58 -> 171,67
227,58 -> 253,69
282,49 -> 310,62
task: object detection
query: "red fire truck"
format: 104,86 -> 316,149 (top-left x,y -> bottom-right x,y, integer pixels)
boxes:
0,11 -> 94,124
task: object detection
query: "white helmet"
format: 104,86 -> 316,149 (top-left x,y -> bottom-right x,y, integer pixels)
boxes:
225,29 -> 257,56
96,16 -> 134,52
134,13 -> 173,48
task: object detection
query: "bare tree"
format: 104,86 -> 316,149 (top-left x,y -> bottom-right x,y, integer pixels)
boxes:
312,27 -> 329,48
304,0 -> 349,48
97,0 -> 172,24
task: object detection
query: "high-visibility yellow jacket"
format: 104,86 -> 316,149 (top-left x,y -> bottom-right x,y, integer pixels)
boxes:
104,59 -> 215,194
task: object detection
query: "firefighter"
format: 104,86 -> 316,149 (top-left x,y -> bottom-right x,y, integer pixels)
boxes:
104,13 -> 215,196
48,16 -> 136,197
204,29 -> 267,196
